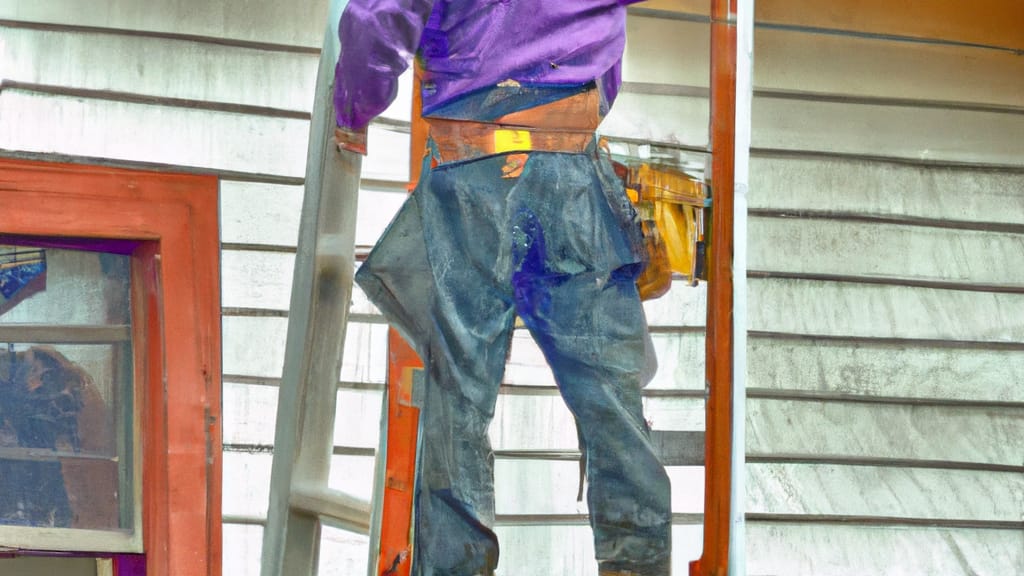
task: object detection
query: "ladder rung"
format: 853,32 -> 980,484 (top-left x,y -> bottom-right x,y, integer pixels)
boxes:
289,484 -> 371,535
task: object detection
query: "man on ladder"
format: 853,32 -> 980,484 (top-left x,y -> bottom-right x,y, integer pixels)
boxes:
334,2 -> 672,575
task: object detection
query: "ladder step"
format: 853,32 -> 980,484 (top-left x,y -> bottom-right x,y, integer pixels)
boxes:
289,484 -> 371,535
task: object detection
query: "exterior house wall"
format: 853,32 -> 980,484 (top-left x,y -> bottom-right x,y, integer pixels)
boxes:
2,2 -> 1021,574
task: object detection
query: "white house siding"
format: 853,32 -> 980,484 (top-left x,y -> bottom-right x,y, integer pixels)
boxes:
3,3 -> 1022,576
622,9 -> 1023,574
738,17 -> 1024,576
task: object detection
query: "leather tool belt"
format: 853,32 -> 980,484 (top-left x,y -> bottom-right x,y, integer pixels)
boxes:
425,86 -> 602,164
425,119 -> 595,164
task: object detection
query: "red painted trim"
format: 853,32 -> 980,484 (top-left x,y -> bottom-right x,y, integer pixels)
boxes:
0,158 -> 222,576
377,332 -> 421,576
692,1 -> 737,575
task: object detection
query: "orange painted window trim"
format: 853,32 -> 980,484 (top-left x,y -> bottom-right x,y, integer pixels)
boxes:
0,158 -> 222,576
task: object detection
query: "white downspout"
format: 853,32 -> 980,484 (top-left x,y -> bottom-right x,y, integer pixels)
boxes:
729,0 -> 754,574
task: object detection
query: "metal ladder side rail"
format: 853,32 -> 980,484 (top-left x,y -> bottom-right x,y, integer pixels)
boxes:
260,1 -> 370,574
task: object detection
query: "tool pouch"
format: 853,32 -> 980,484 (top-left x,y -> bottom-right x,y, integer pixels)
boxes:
611,160 -> 707,300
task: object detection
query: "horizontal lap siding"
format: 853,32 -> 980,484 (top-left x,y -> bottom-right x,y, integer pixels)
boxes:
748,278 -> 1024,341
747,337 -> 1024,403
1,27 -> 318,110
749,157 -> 1024,224
748,217 -> 1024,285
747,400 -> 1023,466
746,464 -> 1024,522
743,4 -> 1024,572
746,524 -> 1024,576
0,1 -> 329,48
8,5 -> 1022,575
0,89 -> 311,177
751,99 -> 1024,165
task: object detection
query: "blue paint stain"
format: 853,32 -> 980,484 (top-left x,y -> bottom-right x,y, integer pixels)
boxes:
0,260 -> 45,300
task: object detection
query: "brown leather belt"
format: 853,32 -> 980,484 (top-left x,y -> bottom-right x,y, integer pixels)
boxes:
426,120 -> 595,164
425,87 -> 602,164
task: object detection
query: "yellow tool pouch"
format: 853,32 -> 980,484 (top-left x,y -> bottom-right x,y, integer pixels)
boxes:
615,161 -> 707,300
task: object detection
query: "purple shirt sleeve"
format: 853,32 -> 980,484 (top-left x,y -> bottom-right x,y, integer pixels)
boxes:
334,0 -> 436,130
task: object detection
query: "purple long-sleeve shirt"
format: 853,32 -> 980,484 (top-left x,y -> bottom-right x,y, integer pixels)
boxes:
334,0 -> 642,130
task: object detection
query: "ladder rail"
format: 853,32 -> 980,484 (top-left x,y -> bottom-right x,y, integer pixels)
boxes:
260,1 -> 368,574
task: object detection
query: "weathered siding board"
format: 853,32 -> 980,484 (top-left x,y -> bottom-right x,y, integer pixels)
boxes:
220,189 -> 406,296
0,90 -> 310,176
221,250 -> 295,311
223,452 -> 376,520
748,216 -> 1024,285
223,382 -> 279,447
643,282 -> 708,328
2,26 -> 319,111
222,315 -> 386,384
747,337 -> 1024,403
223,386 -> 388,453
328,455 -> 377,502
746,524 -> 1024,576
222,525 -> 263,576
361,125 -> 410,181
645,332 -> 706,390
220,181 -> 304,247
748,278 -> 1024,342
624,17 -> 709,87
223,451 -> 273,519
336,324 -> 389,385
749,156 -> 1024,225
753,30 -> 1024,108
317,527 -> 370,576
747,399 -> 1024,466
747,464 -> 1024,522
0,0 -> 330,48
751,97 -> 1024,166
332,389 -> 385,448
222,316 -> 289,378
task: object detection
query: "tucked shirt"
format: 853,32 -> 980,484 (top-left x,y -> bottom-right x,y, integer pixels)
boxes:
334,0 -> 642,130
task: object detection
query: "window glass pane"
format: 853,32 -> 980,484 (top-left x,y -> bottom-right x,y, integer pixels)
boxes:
0,246 -> 130,326
0,245 -> 134,536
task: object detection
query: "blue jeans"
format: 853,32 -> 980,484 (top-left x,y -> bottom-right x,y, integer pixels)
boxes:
356,143 -> 672,575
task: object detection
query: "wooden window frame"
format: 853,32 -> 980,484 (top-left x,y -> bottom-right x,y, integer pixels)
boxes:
0,158 -> 222,576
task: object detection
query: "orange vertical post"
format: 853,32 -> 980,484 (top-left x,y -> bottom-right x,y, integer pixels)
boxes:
691,0 -> 738,575
376,68 -> 429,576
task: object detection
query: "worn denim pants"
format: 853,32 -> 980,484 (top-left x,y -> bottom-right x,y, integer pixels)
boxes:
355,143 -> 672,575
